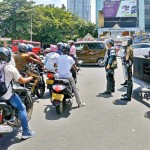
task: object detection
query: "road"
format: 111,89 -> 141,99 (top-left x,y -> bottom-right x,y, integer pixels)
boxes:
0,58 -> 150,150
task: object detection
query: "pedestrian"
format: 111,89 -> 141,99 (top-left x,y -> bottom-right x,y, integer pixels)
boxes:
102,39 -> 116,95
0,47 -> 35,139
55,44 -> 85,108
121,37 -> 133,101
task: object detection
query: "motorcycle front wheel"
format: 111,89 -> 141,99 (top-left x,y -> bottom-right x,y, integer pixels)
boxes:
36,79 -> 45,98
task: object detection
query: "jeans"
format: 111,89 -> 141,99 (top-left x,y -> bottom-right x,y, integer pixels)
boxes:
9,93 -> 30,135
67,76 -> 82,104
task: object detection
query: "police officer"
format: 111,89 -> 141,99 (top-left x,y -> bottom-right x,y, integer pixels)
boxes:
121,37 -> 133,101
102,39 -> 116,95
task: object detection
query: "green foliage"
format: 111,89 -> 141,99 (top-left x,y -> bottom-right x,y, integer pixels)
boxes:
0,0 -> 97,44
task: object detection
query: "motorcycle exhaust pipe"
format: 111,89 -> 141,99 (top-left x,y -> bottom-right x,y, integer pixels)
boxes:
0,125 -> 13,134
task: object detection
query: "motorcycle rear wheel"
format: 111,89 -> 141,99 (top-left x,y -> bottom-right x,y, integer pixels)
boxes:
13,92 -> 34,127
56,101 -> 63,114
36,79 -> 45,98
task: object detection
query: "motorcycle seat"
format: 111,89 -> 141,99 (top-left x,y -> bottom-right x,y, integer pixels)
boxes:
54,79 -> 70,84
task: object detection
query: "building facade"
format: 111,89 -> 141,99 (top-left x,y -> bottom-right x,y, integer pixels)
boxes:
96,0 -> 150,32
67,0 -> 91,22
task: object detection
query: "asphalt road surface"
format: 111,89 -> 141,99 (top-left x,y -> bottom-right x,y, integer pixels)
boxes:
0,58 -> 150,150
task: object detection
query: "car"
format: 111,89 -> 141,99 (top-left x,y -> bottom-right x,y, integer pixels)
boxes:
75,41 -> 107,67
132,43 -> 150,56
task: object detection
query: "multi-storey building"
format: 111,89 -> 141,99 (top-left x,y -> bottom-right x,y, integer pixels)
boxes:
96,0 -> 150,32
67,0 -> 91,22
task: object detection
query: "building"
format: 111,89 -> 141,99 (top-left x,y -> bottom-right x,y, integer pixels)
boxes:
67,0 -> 91,22
96,0 -> 150,34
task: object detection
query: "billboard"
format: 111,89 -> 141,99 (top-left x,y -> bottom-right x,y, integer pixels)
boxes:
104,0 -> 137,18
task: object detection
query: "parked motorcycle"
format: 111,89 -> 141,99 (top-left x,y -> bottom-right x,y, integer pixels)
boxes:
22,63 -> 45,98
51,79 -> 73,114
0,83 -> 33,136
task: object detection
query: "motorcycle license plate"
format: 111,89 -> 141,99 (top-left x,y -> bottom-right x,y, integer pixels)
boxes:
46,79 -> 54,84
52,93 -> 64,101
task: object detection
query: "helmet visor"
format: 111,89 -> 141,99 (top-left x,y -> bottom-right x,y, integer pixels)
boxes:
0,52 -> 8,62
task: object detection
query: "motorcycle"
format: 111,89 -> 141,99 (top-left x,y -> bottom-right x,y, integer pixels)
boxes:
22,63 -> 45,98
45,71 -> 55,95
51,78 -> 73,114
0,83 -> 33,137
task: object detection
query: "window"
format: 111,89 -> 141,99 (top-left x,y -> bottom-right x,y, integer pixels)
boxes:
75,43 -> 84,51
132,44 -> 140,48
87,43 -> 105,50
140,44 -> 150,48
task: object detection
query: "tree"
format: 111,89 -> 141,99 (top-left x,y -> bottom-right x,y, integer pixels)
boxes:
0,0 -> 35,39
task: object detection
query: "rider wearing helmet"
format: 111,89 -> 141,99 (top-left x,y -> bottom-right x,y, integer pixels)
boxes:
56,42 -> 63,55
102,38 -> 116,95
14,43 -> 42,71
55,43 -> 85,108
121,37 -> 133,101
0,47 -> 35,139
44,44 -> 59,72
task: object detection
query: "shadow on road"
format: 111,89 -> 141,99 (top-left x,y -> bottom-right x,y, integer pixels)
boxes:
132,86 -> 150,109
117,86 -> 126,92
0,128 -> 24,150
112,99 -> 129,105
96,93 -> 113,98
43,104 -> 71,120
144,111 -> 150,119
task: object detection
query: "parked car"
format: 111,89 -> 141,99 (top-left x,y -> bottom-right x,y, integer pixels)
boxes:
74,41 -> 107,67
132,43 -> 150,56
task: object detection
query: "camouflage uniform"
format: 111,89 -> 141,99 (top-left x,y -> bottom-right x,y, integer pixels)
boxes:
122,46 -> 133,100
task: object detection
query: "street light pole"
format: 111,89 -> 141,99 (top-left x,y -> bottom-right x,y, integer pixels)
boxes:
30,14 -> 33,41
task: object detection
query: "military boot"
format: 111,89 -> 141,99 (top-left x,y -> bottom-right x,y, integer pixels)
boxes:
111,80 -> 115,93
102,80 -> 111,95
121,80 -> 133,101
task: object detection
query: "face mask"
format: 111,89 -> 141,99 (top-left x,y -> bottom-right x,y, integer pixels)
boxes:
0,61 -> 7,70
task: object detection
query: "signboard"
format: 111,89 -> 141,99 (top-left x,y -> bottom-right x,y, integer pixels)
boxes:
104,0 -> 137,18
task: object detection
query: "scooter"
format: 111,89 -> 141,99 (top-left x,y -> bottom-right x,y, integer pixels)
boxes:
51,78 -> 73,114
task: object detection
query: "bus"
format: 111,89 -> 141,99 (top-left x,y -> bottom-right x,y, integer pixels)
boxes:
12,40 -> 41,54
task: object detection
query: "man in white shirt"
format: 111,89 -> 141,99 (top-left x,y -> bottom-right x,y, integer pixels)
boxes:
44,45 -> 59,72
0,47 -> 35,139
56,44 -> 85,108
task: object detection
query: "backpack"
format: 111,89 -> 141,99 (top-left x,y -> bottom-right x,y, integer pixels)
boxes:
0,66 -> 11,97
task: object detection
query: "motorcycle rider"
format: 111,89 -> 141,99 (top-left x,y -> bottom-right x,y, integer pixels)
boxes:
121,37 -> 133,101
56,42 -> 63,55
68,40 -> 77,61
44,45 -> 59,72
0,47 -> 35,139
55,44 -> 85,108
102,39 -> 116,95
14,43 -> 43,71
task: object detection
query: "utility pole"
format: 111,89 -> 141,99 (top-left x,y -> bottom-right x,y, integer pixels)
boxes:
30,14 -> 33,41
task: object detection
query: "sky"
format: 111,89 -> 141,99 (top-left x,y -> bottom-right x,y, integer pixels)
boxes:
33,0 -> 96,23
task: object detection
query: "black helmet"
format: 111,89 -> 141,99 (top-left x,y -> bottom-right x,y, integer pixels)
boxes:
122,37 -> 133,46
62,43 -> 70,54
57,42 -> 63,49
0,47 -> 11,63
127,38 -> 133,46
105,39 -> 114,46
18,43 -> 28,53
